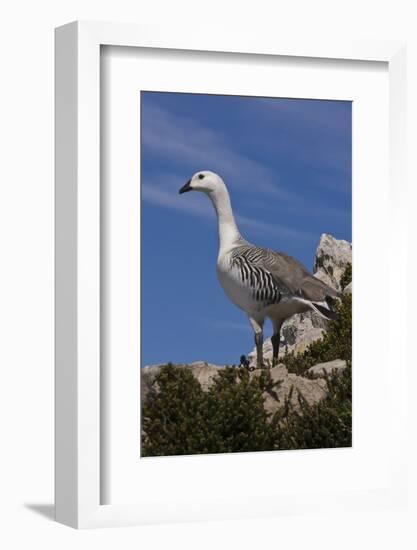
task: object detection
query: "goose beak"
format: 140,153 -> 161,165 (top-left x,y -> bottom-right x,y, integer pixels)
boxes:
179,179 -> 192,194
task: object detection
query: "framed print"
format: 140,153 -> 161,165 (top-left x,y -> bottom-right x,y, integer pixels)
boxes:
55,21 -> 407,528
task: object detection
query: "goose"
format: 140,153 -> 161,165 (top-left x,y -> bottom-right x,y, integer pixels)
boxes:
179,171 -> 341,368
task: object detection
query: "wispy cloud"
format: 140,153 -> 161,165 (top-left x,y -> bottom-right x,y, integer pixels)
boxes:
140,100 -> 314,244
236,213 -> 311,242
141,103 -> 294,200
142,181 -> 214,220
142,176 -> 311,242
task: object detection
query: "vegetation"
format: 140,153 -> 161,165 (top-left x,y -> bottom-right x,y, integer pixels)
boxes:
141,364 -> 208,456
282,291 -> 352,376
340,262 -> 352,291
271,362 -> 352,450
142,365 -> 278,456
142,266 -> 352,457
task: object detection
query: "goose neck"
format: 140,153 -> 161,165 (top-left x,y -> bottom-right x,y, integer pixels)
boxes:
209,187 -> 242,252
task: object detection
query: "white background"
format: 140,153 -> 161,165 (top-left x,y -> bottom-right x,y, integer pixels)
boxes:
1,1 -> 416,549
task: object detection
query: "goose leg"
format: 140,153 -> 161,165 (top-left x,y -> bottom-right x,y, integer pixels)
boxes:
271,319 -> 283,366
249,317 -> 264,369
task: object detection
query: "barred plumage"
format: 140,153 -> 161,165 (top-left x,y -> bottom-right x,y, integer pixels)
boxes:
230,247 -> 283,307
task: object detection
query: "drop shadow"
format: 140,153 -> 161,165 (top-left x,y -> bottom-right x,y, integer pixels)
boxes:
24,503 -> 55,521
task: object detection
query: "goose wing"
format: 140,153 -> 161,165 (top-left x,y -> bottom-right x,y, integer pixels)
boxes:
245,247 -> 341,302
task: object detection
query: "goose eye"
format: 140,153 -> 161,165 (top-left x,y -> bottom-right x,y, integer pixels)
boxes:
198,174 -> 205,180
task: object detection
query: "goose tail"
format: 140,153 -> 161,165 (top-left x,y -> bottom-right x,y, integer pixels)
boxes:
309,300 -> 339,321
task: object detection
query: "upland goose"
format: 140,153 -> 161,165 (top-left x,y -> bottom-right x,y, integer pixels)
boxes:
179,171 -> 341,368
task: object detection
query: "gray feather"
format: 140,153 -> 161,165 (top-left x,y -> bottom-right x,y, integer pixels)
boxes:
232,245 -> 341,302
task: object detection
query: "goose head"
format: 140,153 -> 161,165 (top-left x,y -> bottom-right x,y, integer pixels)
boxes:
179,171 -> 225,196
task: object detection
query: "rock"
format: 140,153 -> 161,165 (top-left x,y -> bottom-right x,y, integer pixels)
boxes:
141,361 -> 223,400
186,361 -> 224,391
142,361 -> 339,417
307,359 -> 347,377
313,233 -> 352,291
281,311 -> 328,350
343,281 -> 352,295
252,364 -> 328,415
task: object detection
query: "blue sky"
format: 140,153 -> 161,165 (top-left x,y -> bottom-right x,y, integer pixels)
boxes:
141,92 -> 351,367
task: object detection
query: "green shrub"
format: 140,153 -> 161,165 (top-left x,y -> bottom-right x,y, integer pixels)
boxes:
340,262 -> 352,290
142,365 -> 279,456
283,292 -> 352,376
272,362 -> 352,449
142,362 -> 352,455
141,364 -> 208,457
205,367 -> 278,453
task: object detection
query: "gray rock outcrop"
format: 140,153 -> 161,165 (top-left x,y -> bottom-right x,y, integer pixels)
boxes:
142,361 -> 330,415
307,359 -> 347,377
313,233 -> 352,291
253,363 -> 328,415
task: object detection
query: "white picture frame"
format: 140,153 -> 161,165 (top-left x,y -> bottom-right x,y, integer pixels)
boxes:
55,20 -> 407,529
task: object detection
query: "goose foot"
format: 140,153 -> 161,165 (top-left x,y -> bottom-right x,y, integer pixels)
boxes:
239,355 -> 250,368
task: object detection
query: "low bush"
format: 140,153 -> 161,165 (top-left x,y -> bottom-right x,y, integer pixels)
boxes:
142,365 -> 281,456
282,292 -> 352,376
272,362 -> 352,449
